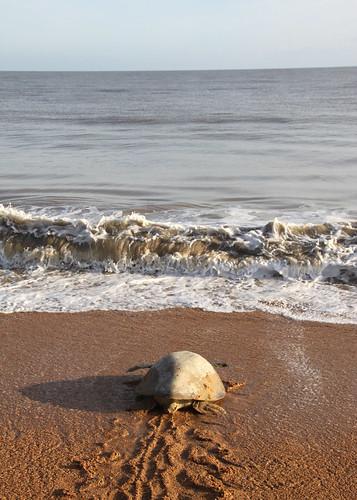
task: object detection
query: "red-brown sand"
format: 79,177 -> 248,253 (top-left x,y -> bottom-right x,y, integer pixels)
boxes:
0,309 -> 356,499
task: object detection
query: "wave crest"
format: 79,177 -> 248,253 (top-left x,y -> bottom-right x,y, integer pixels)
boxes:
0,205 -> 356,283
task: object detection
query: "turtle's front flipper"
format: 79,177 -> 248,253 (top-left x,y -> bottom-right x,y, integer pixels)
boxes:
212,360 -> 228,368
192,401 -> 227,415
127,362 -> 153,373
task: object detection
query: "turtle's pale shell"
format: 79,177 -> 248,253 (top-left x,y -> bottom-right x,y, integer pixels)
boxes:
136,351 -> 226,401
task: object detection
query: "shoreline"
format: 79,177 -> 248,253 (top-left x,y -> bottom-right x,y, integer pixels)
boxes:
1,307 -> 356,326
1,309 -> 356,498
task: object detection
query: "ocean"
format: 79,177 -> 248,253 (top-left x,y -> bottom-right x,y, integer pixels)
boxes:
0,68 -> 356,321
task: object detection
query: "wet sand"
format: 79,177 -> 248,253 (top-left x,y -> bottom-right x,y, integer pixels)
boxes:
0,309 -> 356,498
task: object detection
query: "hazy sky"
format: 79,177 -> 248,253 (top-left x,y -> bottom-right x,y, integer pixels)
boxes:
1,0 -> 356,71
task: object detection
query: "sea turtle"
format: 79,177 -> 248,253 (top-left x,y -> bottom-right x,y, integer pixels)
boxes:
128,351 -> 226,414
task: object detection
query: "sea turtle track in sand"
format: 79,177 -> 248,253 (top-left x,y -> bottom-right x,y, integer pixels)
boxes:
65,411 -> 243,499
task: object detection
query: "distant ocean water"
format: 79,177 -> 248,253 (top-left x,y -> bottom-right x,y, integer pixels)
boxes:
0,68 -> 356,321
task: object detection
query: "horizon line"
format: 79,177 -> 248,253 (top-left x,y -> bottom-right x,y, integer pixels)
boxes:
0,64 -> 356,73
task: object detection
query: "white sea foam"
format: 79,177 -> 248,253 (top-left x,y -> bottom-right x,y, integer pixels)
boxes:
1,268 -> 356,323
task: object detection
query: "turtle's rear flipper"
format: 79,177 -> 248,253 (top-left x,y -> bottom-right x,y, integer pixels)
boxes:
127,396 -> 157,411
192,401 -> 227,415
223,380 -> 246,393
127,362 -> 153,372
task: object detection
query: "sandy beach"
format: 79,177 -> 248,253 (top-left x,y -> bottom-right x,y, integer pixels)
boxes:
0,309 -> 356,498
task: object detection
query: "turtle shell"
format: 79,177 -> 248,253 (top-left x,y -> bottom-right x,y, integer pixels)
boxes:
136,351 -> 226,401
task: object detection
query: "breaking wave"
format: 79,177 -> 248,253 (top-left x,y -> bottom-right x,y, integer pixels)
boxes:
0,205 -> 356,282
0,205 -> 356,321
